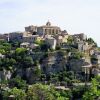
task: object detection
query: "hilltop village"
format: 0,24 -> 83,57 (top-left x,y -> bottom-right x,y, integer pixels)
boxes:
0,21 -> 100,99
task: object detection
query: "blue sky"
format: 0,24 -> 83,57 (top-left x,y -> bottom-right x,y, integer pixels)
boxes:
0,0 -> 100,46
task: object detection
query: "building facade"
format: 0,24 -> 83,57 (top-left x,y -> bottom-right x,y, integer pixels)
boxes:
25,21 -> 61,36
72,33 -> 87,42
45,36 -> 57,50
9,32 -> 23,42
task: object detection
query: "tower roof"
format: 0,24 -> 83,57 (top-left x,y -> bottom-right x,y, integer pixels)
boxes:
46,21 -> 51,26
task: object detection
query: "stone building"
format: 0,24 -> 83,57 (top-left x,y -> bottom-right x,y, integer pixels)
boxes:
9,32 -> 23,42
7,21 -> 63,43
72,33 -> 87,42
25,21 -> 61,36
20,42 -> 30,48
25,25 -> 37,33
91,51 -> 100,65
20,42 -> 39,50
92,68 -> 100,76
76,41 -> 89,52
0,34 -> 9,41
23,35 -> 39,43
55,34 -> 69,45
45,36 -> 57,50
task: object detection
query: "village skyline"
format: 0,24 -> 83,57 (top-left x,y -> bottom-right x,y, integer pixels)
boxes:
0,0 -> 100,46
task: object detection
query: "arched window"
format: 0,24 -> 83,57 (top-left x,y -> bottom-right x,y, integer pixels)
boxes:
56,30 -> 58,34
52,29 -> 55,34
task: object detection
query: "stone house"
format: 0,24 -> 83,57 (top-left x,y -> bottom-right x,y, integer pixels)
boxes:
0,34 -> 9,41
9,32 -> 23,42
25,25 -> 37,33
20,42 -> 39,50
62,34 -> 69,43
55,35 -> 63,45
23,35 -> 39,43
76,41 -> 89,52
92,68 -> 100,76
54,33 -> 69,46
45,36 -> 57,50
72,33 -> 87,42
20,42 -> 30,48
91,51 -> 100,66
30,43 -> 39,49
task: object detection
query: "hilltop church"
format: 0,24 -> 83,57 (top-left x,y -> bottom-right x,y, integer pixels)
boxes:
25,21 -> 61,36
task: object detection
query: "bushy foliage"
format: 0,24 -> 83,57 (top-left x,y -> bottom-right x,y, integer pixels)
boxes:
26,83 -> 70,100
83,76 -> 100,100
72,85 -> 87,99
0,40 -> 11,54
70,51 -> 84,59
8,76 -> 27,90
67,36 -> 74,45
87,38 -> 97,47
3,87 -> 26,100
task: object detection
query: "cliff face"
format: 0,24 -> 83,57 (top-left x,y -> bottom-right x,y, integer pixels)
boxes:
15,67 -> 40,84
0,49 -> 94,84
0,69 -> 12,81
40,51 -> 68,74
67,58 -> 91,72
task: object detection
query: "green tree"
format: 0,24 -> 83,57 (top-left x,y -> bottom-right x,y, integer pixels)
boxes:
27,83 -> 71,100
8,76 -> 27,90
15,48 -> 27,56
72,85 -> 87,99
3,87 -> 26,100
67,36 -> 73,45
0,57 -> 16,70
14,48 -> 34,68
0,40 -> 11,54
87,38 -> 97,47
70,51 -> 84,59
26,83 -> 55,100
83,76 -> 100,100
40,41 -> 50,52
23,56 -> 34,68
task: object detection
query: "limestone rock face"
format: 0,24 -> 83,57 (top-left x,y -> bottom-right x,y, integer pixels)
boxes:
68,58 -> 91,72
41,52 -> 67,74
16,68 -> 39,84
68,59 -> 84,72
0,69 -> 12,81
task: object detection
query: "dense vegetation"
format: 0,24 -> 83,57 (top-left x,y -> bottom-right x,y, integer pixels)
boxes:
0,40 -> 99,100
1,76 -> 100,100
